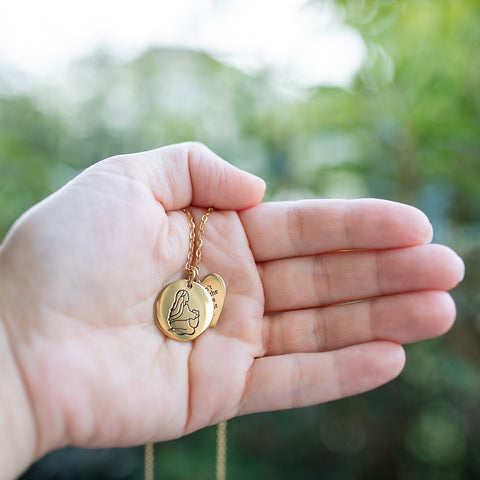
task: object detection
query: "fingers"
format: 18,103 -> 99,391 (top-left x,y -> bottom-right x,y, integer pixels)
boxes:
239,341 -> 405,415
240,199 -> 433,261
104,142 -> 266,211
260,244 -> 464,312
261,291 -> 456,356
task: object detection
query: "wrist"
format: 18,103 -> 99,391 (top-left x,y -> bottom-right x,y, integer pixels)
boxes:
0,251 -> 39,479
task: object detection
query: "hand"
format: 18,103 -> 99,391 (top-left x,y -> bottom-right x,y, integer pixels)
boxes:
0,143 -> 464,478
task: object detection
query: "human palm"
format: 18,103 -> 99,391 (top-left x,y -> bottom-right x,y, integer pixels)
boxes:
0,143 -> 463,463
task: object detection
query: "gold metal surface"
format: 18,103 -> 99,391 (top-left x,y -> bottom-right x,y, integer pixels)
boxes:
183,207 -> 213,286
201,273 -> 226,328
144,443 -> 154,480
154,279 -> 213,341
216,421 -> 228,480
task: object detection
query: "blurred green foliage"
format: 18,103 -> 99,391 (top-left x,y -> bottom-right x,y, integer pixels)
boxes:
2,0 -> 479,478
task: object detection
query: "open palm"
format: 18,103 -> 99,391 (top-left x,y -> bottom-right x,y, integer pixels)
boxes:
0,143 -> 463,463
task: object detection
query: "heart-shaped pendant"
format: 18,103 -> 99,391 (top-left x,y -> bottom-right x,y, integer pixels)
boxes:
200,273 -> 226,328
154,274 -> 226,341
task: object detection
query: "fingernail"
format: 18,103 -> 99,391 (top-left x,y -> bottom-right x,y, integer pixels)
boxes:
457,254 -> 465,282
425,223 -> 434,243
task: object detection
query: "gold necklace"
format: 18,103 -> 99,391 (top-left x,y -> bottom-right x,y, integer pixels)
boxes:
154,208 -> 226,340
146,208 -> 227,480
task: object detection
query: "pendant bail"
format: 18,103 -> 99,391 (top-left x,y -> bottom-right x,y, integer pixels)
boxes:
187,266 -> 200,287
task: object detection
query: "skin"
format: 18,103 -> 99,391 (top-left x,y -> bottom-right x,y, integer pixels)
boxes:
0,142 -> 464,479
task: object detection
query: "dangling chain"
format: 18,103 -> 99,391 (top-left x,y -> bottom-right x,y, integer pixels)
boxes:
144,443 -> 154,480
145,207 -> 227,480
216,421 -> 228,480
144,422 -> 227,480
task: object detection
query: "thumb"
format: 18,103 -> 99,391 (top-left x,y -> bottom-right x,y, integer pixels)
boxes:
113,142 -> 266,211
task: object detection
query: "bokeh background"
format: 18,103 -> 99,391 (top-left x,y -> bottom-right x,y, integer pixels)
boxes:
1,0 -> 479,478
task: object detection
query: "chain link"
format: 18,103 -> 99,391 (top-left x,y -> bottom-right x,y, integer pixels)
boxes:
144,443 -> 154,480
216,421 -> 228,480
182,207 -> 214,286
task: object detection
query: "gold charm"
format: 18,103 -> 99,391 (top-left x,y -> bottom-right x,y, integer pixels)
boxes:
201,273 -> 226,328
154,279 -> 213,341
154,208 -> 226,342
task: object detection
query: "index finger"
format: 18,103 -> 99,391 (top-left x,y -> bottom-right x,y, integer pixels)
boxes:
239,199 -> 433,262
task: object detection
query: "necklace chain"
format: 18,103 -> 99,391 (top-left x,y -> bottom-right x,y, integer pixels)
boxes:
216,421 -> 228,480
145,207 -> 227,480
144,443 -> 154,480
183,207 -> 213,286
144,421 -> 227,480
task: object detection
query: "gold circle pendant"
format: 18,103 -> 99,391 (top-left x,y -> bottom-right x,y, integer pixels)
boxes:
154,280 -> 214,341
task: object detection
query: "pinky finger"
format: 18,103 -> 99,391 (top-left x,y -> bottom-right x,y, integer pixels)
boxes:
239,341 -> 405,415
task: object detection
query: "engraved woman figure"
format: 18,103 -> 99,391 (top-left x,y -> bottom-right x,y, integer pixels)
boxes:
167,289 -> 200,335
